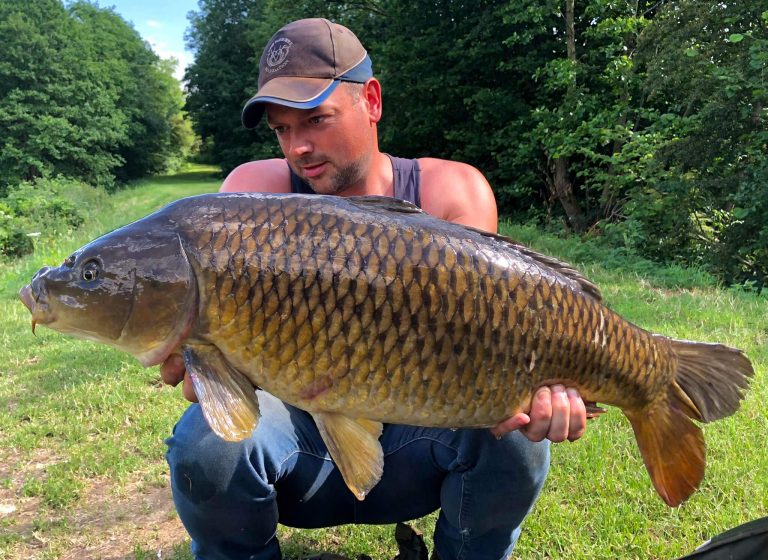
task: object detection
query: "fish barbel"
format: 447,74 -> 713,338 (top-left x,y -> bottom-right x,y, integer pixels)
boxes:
19,193 -> 753,506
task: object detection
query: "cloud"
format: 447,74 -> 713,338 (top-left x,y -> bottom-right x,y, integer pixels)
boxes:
147,36 -> 193,82
146,20 -> 162,28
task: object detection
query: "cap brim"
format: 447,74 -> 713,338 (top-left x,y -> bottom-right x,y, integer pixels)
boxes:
241,77 -> 339,128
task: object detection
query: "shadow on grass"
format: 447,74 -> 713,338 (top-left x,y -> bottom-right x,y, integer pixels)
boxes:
112,164 -> 223,195
157,529 -> 403,560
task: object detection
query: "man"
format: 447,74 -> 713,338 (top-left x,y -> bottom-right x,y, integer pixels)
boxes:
162,18 -> 589,560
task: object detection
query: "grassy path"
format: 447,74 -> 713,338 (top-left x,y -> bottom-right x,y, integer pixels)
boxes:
0,165 -> 220,559
0,165 -> 766,559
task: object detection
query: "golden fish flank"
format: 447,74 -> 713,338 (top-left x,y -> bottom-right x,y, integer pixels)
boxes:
20,193 -> 753,505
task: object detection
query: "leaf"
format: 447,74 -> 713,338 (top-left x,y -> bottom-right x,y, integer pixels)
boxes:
685,47 -> 698,57
728,33 -> 744,43
732,207 -> 749,220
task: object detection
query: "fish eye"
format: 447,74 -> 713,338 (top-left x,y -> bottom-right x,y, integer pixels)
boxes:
81,259 -> 101,282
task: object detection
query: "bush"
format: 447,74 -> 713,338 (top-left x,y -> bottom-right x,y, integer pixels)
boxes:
0,175 -> 106,259
502,220 -> 718,291
0,203 -> 33,258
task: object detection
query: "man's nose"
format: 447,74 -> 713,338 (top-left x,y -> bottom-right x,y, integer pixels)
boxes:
288,133 -> 312,157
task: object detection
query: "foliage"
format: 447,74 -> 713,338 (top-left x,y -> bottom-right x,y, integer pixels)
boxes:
0,0 -> 125,191
181,0 -> 767,288
68,2 -> 194,181
628,1 -> 768,287
184,0 -> 273,176
0,0 -> 192,193
0,176 -> 106,258
0,206 -> 32,258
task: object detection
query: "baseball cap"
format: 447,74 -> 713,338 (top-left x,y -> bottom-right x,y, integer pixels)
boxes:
241,18 -> 373,128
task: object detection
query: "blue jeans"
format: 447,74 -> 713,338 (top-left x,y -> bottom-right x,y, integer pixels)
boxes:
165,391 -> 550,560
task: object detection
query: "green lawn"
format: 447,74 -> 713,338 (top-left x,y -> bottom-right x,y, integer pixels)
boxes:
0,164 -> 766,559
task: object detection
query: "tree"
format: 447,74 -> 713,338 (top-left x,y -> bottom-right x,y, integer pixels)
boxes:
184,0 -> 270,176
0,0 -> 127,191
0,0 -> 191,193
630,1 -> 768,284
69,2 -> 191,180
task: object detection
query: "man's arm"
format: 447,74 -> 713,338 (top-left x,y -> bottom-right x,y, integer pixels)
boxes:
418,157 -> 588,443
219,159 -> 292,193
418,158 -> 498,233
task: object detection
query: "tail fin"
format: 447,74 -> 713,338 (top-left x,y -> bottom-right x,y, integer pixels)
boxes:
669,339 -> 753,422
627,339 -> 753,507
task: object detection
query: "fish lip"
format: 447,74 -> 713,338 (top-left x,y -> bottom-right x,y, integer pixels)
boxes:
19,284 -> 53,333
19,282 -> 52,319
19,284 -> 35,312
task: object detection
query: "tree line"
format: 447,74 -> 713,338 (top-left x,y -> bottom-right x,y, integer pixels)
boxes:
185,0 -> 767,289
0,0 -> 193,256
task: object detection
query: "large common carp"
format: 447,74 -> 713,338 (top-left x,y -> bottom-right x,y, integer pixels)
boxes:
19,193 -> 753,506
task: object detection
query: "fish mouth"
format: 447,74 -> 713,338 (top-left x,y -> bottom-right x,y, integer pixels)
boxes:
19,284 -> 35,312
19,284 -> 52,334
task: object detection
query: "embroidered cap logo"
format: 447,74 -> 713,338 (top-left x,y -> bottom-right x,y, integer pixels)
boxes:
265,38 -> 292,73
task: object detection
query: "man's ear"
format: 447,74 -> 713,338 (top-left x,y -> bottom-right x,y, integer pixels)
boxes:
363,78 -> 382,123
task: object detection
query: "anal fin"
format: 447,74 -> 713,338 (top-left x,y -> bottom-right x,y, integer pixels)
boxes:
312,412 -> 384,501
182,344 -> 260,442
626,399 -> 705,507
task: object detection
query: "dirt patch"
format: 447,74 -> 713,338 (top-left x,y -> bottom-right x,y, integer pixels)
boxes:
56,480 -> 187,560
1,463 -> 188,560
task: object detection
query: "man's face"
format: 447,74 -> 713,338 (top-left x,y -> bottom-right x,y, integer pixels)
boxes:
265,83 -> 374,195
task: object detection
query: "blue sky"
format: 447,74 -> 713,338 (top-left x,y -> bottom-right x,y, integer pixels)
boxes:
100,0 -> 199,80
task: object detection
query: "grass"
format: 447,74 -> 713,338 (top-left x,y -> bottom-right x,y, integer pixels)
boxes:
0,164 -> 219,559
0,164 -> 766,558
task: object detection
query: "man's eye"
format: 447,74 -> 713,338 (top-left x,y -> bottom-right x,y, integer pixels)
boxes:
309,116 -> 324,125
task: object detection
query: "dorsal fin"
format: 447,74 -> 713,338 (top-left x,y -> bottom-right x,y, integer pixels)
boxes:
467,227 -> 603,302
518,243 -> 602,301
345,195 -> 601,301
345,195 -> 423,214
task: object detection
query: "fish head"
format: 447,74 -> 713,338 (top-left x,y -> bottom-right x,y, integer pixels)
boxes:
19,225 -> 197,367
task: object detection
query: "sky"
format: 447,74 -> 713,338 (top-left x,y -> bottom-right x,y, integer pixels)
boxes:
100,0 -> 200,81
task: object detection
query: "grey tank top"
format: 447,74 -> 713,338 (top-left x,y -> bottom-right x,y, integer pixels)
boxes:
289,154 -> 422,208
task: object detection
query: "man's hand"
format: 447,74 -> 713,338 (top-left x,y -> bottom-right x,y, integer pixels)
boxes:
491,385 -> 589,443
160,353 -> 198,403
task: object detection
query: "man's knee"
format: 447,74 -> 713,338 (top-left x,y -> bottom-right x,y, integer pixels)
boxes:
457,428 -> 549,472
166,404 -> 259,504
498,431 -> 550,490
453,429 -> 550,514
491,432 -> 549,509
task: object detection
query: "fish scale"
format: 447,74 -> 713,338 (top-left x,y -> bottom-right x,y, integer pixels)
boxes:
208,197 -> 541,420
21,192 -> 754,505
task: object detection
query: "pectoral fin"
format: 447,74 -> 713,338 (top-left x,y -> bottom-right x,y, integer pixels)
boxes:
312,412 -> 384,501
182,344 -> 260,442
